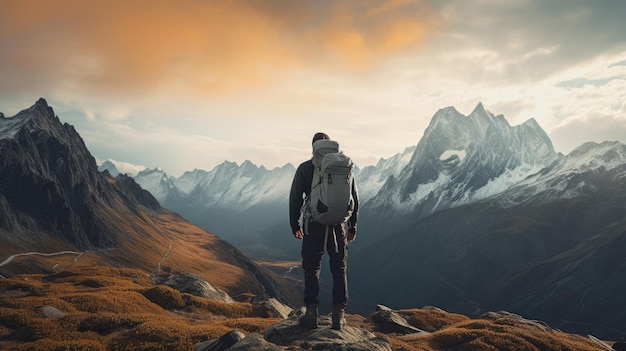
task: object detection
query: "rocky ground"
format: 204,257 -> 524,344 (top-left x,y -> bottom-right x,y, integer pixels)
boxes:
0,266 -> 621,351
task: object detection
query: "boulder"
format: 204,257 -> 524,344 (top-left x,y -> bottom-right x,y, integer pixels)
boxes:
263,307 -> 392,351
155,272 -> 233,302
370,305 -> 428,335
37,305 -> 65,319
194,330 -> 245,351
251,296 -> 293,319
227,333 -> 283,351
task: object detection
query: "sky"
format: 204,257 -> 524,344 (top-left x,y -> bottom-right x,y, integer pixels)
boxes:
1,0 -> 625,177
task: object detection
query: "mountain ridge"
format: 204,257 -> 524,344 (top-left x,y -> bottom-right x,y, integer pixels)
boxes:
0,99 -> 298,304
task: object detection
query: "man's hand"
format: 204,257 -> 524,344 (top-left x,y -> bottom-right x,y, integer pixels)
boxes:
294,228 -> 304,240
347,228 -> 356,243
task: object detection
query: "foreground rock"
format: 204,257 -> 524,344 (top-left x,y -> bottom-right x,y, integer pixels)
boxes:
250,296 -> 293,318
371,304 -> 429,335
197,307 -> 391,351
154,272 -> 234,302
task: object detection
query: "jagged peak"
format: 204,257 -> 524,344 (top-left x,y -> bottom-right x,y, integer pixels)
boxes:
468,102 -> 497,124
521,117 -> 541,129
427,106 -> 462,128
471,101 -> 487,115
1,99 -> 68,141
23,98 -> 54,117
241,159 -> 257,168
218,160 -> 238,167
569,140 -> 625,157
36,97 -> 49,107
181,168 -> 209,176
436,105 -> 461,116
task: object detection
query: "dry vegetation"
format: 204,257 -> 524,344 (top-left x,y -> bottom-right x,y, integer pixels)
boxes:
0,266 -> 611,351
0,209 -> 299,304
374,309 -> 610,351
0,266 -> 280,350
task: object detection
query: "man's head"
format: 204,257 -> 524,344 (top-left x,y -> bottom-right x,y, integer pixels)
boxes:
312,132 -> 330,145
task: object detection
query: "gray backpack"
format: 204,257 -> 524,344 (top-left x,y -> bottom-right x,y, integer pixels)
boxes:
303,139 -> 355,226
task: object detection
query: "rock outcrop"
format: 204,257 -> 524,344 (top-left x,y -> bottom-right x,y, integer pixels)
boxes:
197,307 -> 392,351
155,272 -> 234,303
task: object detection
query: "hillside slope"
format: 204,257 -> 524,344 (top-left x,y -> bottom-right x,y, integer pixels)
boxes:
0,99 -> 297,304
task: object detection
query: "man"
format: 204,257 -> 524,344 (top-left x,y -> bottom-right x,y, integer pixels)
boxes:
289,132 -> 359,330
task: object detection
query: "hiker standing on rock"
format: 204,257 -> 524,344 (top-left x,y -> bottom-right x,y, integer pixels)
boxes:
289,132 -> 359,330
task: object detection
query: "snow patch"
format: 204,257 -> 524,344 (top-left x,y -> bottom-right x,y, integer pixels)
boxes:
0,116 -> 25,140
398,173 -> 451,212
471,164 -> 542,201
439,149 -> 467,162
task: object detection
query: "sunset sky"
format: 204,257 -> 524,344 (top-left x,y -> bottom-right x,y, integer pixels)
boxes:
1,0 -> 625,176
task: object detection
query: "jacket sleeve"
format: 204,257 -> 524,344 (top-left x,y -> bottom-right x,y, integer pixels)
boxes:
349,177 -> 359,233
289,162 -> 309,235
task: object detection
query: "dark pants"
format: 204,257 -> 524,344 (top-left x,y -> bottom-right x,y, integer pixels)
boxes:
301,221 -> 348,308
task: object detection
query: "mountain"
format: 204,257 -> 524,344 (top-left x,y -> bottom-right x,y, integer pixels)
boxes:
97,159 -> 120,176
131,161 -> 300,259
356,145 -> 416,200
359,103 -> 562,240
133,167 -> 185,206
350,140 -> 626,339
128,149 -> 402,260
0,99 -> 298,304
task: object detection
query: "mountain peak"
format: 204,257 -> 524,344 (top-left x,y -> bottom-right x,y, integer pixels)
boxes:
25,98 -> 54,118
36,97 -> 49,107
521,117 -> 540,129
471,101 -> 487,114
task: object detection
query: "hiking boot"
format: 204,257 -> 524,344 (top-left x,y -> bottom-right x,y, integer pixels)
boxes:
299,304 -> 318,329
331,305 -> 346,330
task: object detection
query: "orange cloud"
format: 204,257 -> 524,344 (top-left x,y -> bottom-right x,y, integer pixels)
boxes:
0,0 -> 441,96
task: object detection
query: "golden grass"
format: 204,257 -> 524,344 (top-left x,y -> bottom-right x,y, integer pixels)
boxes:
0,266 -> 288,351
0,265 -> 609,351
395,313 -> 607,351
1,205 -> 299,308
398,308 -> 469,332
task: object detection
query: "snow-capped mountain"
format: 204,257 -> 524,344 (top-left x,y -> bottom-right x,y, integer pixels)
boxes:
132,161 -> 295,211
351,139 -> 626,339
176,168 -> 210,194
363,103 -> 561,232
189,160 -> 295,209
97,160 -> 120,176
121,102 -> 623,264
133,167 -> 179,204
356,145 -> 416,200
496,140 -> 626,207
127,160 -> 298,258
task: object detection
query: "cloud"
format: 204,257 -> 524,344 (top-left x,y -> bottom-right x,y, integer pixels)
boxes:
2,0 -> 625,174
429,0 -> 626,85
549,113 -> 626,154
0,0 -> 440,99
95,158 -> 146,176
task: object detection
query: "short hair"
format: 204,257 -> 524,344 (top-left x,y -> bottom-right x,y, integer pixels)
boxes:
312,132 -> 330,144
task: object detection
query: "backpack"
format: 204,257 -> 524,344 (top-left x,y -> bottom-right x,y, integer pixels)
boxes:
302,139 -> 355,226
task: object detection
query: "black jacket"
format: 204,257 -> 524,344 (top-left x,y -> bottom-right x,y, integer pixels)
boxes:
289,159 -> 359,235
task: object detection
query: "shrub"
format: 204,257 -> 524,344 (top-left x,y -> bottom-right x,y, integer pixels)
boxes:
141,285 -> 185,310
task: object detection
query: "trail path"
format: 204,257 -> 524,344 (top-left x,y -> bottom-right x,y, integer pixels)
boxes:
0,251 -> 83,278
